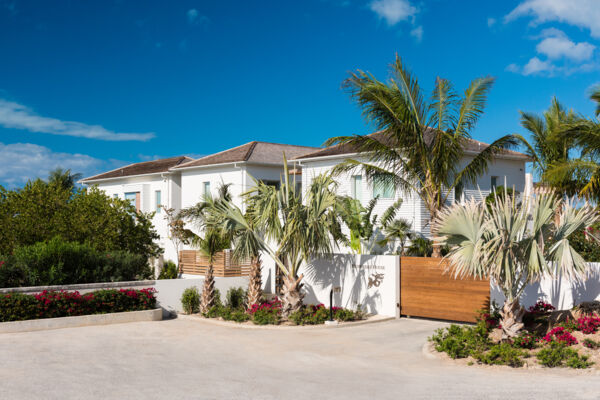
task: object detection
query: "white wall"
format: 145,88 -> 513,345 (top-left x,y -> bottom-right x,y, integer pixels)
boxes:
260,252 -> 399,316
491,263 -> 600,311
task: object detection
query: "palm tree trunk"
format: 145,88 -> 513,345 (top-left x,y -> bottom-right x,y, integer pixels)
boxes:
247,255 -> 262,308
500,298 -> 525,339
280,273 -> 304,318
200,263 -> 215,314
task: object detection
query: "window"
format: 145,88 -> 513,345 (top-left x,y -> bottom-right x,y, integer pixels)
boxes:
351,175 -> 362,201
155,190 -> 162,213
491,176 -> 498,189
373,174 -> 394,199
124,192 -> 140,212
203,182 -> 211,198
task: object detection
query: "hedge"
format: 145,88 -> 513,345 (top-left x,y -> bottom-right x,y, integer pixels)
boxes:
0,288 -> 157,322
0,237 -> 153,288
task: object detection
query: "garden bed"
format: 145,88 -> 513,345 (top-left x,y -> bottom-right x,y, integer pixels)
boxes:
427,301 -> 600,371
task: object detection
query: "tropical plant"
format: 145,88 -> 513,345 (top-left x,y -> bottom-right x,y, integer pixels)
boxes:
47,168 -> 83,191
435,190 -> 599,339
325,55 -> 528,257
216,157 -> 345,317
336,196 -> 402,254
378,218 -> 413,255
405,235 -> 433,257
195,229 -> 229,314
162,206 -> 192,271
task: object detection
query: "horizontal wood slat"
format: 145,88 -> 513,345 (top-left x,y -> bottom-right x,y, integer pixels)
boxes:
178,250 -> 251,277
400,257 -> 490,323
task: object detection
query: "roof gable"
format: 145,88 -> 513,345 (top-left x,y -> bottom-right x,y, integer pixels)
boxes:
81,156 -> 193,182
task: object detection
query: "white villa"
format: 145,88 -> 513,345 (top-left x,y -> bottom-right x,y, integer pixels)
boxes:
81,135 -> 533,264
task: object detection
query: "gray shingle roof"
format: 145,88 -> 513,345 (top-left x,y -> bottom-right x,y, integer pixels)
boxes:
173,141 -> 319,169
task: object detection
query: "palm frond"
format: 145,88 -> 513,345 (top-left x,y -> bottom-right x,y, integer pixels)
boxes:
454,77 -> 495,137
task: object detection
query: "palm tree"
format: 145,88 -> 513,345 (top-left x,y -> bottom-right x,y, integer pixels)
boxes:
520,97 -> 579,194
544,87 -> 600,200
47,168 -> 82,191
378,218 -> 413,255
217,158 -> 345,317
195,229 -> 229,314
435,190 -> 599,339
325,55 -> 528,257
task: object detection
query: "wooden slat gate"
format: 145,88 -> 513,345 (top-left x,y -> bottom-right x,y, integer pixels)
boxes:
400,257 -> 490,323
178,250 -> 251,277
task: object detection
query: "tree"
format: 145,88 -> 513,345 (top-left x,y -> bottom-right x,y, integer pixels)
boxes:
378,218 -> 413,255
162,206 -> 192,271
217,159 -> 345,317
434,190 -> 599,339
196,229 -> 229,314
47,168 -> 83,191
520,97 -> 579,195
325,55 -> 528,257
335,196 -> 402,254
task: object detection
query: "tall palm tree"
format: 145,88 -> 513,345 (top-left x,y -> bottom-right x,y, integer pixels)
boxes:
195,229 -> 229,314
521,97 -> 579,194
217,157 -> 345,317
545,87 -> 600,200
378,218 -> 413,255
325,55 -> 528,257
47,168 -> 82,191
435,190 -> 599,339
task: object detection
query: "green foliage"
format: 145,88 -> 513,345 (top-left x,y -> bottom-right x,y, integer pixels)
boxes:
225,287 -> 246,309
252,308 -> 280,325
485,186 -> 516,209
406,236 -> 433,257
429,323 -> 490,359
0,288 -> 156,322
289,305 -> 363,325
569,225 -> 600,262
180,287 -> 200,314
536,342 -> 592,368
219,307 -> 250,323
0,182 -> 161,260
0,237 -> 152,288
583,338 -> 600,349
158,260 -> 179,280
473,343 -> 526,367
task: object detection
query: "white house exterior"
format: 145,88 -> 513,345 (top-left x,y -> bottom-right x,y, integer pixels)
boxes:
81,142 -> 317,264
294,135 -> 532,250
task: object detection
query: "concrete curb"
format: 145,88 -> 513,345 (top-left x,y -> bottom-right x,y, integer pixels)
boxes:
177,313 -> 395,330
0,308 -> 162,334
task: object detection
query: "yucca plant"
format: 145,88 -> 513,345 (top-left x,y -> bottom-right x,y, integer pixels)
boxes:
435,190 -> 599,339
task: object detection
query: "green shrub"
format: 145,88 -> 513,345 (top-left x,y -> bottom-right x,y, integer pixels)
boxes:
220,308 -> 250,323
0,237 -> 152,288
429,323 -> 489,359
473,343 -> 526,367
0,288 -> 156,322
536,342 -> 592,368
583,338 -> 600,349
289,304 -> 363,325
181,287 -> 200,314
225,287 -> 246,309
158,260 -> 178,280
252,308 -> 279,325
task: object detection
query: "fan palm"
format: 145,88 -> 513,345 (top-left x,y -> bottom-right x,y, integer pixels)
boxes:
325,55 -> 528,257
47,168 -> 82,191
216,157 -> 345,317
435,190 -> 599,339
195,229 -> 229,314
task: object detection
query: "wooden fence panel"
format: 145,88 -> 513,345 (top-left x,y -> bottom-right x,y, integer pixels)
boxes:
178,250 -> 251,277
400,257 -> 490,323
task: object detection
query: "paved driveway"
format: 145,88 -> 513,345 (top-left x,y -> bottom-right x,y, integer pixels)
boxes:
1,317 -> 600,399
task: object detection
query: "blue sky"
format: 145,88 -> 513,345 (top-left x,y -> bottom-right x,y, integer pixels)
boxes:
1,0 -> 599,186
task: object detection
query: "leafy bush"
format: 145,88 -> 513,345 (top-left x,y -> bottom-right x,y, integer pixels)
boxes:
473,343 -> 526,367
289,304 -> 363,325
429,323 -> 490,359
0,288 -> 156,322
575,315 -> 600,334
543,327 -> 578,346
225,287 -> 246,309
569,224 -> 600,262
575,301 -> 600,315
0,237 -> 153,288
252,308 -> 280,325
181,287 -> 200,314
512,332 -> 537,349
158,260 -> 178,280
537,342 -> 592,368
220,308 -> 250,323
528,300 -> 555,314
583,338 -> 600,349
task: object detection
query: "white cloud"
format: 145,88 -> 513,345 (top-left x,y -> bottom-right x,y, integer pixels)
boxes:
410,25 -> 423,42
369,0 -> 417,26
187,9 -> 198,23
535,29 -> 595,61
487,17 -> 496,28
0,142 -> 103,187
505,0 -> 600,38
0,99 -> 154,141
522,57 -> 555,75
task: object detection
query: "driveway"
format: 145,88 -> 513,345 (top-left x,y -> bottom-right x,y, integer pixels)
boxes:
1,317 -> 599,399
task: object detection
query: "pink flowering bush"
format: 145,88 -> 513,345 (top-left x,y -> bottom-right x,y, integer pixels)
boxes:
543,327 -> 578,346
0,288 -> 156,322
576,315 -> 600,334
248,297 -> 282,325
512,332 -> 537,349
528,300 -> 555,314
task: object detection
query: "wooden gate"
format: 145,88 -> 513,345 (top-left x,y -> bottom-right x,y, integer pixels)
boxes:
400,257 -> 490,323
